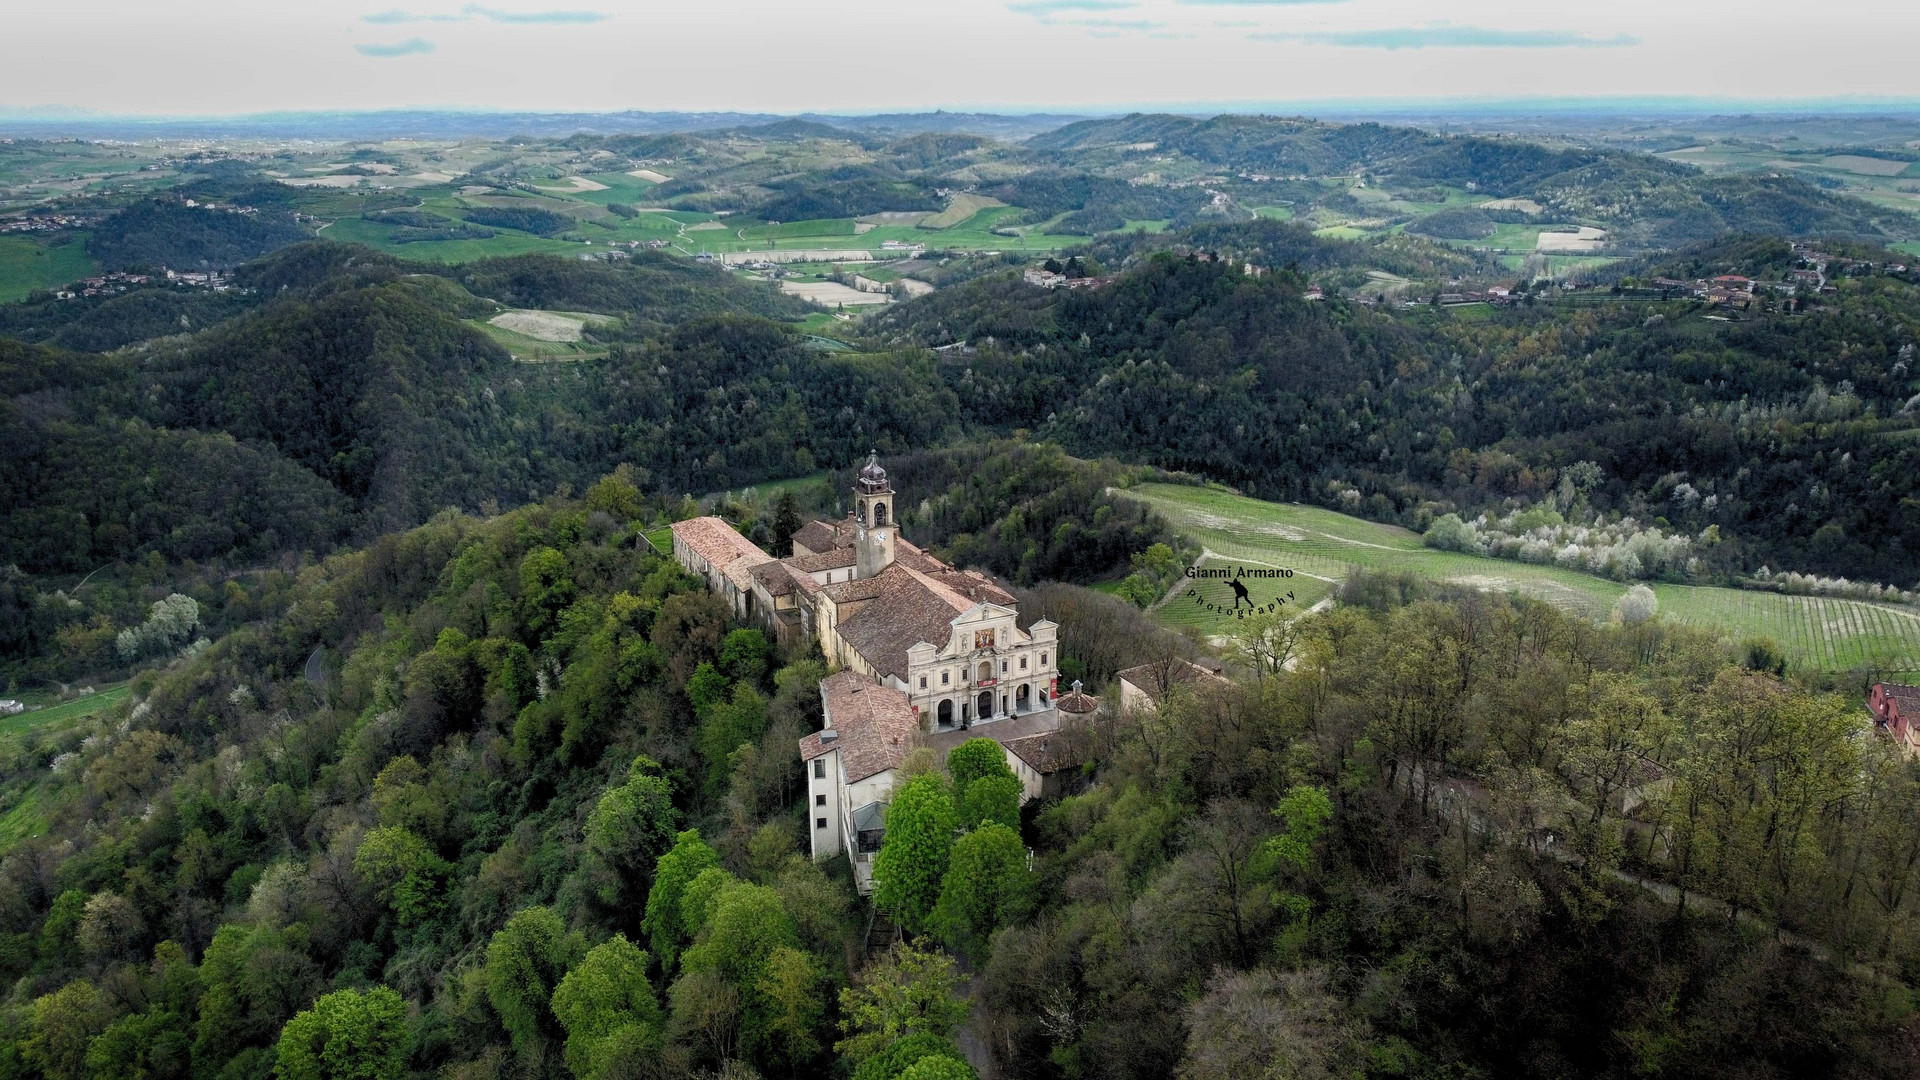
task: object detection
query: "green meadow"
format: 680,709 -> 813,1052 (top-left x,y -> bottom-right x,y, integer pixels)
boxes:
0,683 -> 128,739
0,234 -> 98,303
1125,483 -> 1920,673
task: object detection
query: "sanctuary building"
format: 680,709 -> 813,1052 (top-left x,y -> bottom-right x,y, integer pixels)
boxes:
671,454 -> 1091,891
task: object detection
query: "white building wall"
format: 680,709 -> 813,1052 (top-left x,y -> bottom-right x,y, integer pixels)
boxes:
807,747 -> 843,859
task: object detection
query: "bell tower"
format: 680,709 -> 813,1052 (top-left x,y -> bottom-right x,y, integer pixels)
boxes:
853,450 -> 896,579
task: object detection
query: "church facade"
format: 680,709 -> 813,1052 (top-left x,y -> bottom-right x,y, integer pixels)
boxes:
670,454 -> 1085,891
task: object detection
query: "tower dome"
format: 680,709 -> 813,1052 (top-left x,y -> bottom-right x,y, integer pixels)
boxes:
856,450 -> 891,493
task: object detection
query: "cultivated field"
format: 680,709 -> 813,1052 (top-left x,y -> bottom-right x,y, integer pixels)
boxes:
920,192 -> 1005,230
489,309 -> 587,341
1125,483 -> 1920,674
780,280 -> 889,306
0,235 -> 98,302
471,310 -> 617,360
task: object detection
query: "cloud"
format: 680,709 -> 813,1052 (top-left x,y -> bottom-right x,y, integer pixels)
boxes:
1006,0 -> 1137,15
363,4 -> 607,25
1255,26 -> 1640,48
355,37 -> 437,56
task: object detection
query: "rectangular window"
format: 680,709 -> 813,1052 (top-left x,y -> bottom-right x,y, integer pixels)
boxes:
816,794 -> 826,807
1041,652 -> 1048,666
1020,656 -> 1028,670
919,676 -> 927,689
813,759 -> 825,779
942,671 -> 950,685
816,817 -> 827,830
1001,660 -> 1008,673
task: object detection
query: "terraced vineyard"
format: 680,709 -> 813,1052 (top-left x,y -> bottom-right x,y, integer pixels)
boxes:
1126,483 -> 1920,674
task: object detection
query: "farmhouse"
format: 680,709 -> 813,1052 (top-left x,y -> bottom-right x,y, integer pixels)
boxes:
673,456 -> 1090,890
1870,683 -> 1920,756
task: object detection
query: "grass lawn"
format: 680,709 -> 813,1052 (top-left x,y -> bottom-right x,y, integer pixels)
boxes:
0,683 -> 129,738
0,234 -> 99,302
644,527 -> 675,556
1896,242 -> 1920,258
1251,206 -> 1294,221
1124,484 -> 1920,673
1313,225 -> 1367,240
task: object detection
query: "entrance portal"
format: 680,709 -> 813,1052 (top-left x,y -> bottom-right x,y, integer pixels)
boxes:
937,700 -> 953,727
976,690 -> 994,721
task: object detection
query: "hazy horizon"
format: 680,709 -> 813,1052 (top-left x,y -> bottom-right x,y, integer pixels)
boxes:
8,0 -> 1918,118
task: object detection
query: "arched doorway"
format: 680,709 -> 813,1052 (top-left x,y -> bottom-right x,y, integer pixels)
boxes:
976,690 -> 994,720
1015,684 -> 1030,711
937,700 -> 953,728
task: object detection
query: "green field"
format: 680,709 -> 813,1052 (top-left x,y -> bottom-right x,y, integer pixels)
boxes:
1154,560 -> 1336,637
0,683 -> 129,738
1896,241 -> 1920,259
1126,484 -> 1920,673
0,234 -> 98,302
1251,206 -> 1294,221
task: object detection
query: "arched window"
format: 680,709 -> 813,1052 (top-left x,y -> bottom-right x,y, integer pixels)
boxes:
874,502 -> 888,526
977,661 -> 993,683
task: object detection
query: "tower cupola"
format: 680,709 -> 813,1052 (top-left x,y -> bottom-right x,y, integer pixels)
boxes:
853,450 -> 896,579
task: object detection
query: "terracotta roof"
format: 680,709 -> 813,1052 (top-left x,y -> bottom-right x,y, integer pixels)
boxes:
750,561 -> 802,597
833,564 -> 976,679
894,538 -> 949,574
1882,684 -> 1920,712
1116,658 -> 1229,705
671,517 -> 774,589
791,520 -> 845,555
927,567 -> 1015,607
1003,730 -> 1089,775
798,670 -> 920,782
786,547 -> 857,573
1055,686 -> 1099,715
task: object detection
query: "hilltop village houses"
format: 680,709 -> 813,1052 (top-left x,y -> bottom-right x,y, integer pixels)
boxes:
672,455 -> 1099,890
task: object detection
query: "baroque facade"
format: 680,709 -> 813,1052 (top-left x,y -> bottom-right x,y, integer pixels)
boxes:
670,454 -> 1089,890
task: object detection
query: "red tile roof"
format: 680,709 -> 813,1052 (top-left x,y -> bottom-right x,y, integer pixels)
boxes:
798,670 -> 921,782
671,516 -> 774,589
1117,658 -> 1229,705
832,563 -> 977,679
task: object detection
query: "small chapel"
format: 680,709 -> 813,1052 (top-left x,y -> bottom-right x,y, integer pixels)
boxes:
670,454 -> 1095,890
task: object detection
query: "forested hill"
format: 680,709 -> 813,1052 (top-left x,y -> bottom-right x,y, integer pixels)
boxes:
0,242 -> 950,578
868,226 -> 1920,585
1027,114 -> 1913,247
2,478 -> 1917,1079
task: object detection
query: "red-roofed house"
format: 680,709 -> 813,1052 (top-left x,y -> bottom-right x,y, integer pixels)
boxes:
1870,683 -> 1920,756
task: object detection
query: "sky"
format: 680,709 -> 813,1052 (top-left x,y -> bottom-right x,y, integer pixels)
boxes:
5,0 -> 1918,116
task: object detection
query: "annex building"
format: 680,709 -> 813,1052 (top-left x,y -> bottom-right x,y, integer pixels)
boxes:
671,455 -> 1093,891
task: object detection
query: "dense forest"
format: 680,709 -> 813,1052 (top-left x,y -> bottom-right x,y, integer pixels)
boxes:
0,481 -> 1916,1079
870,225 -> 1920,587
5,223 -> 1919,689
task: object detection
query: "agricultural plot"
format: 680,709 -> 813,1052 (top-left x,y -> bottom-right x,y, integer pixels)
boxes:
920,193 -> 1005,230
0,235 -> 98,303
1154,560 -> 1336,638
473,309 -> 618,360
1125,483 -> 1920,674
0,683 -> 128,738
